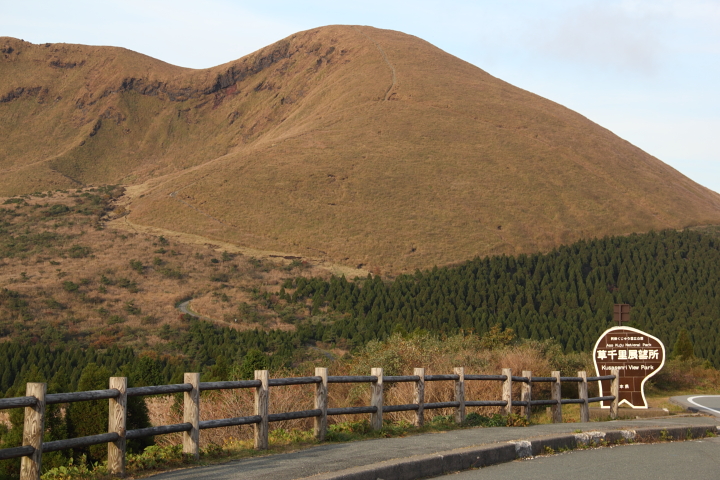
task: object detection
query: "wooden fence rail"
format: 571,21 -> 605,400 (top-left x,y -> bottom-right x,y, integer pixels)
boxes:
0,367 -> 619,479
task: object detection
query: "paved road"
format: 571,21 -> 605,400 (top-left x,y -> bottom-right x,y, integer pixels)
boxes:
433,436 -> 720,479
671,395 -> 720,417
148,416 -> 719,480
177,300 -> 218,323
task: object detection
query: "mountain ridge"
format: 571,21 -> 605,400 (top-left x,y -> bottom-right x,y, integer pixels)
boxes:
2,25 -> 720,271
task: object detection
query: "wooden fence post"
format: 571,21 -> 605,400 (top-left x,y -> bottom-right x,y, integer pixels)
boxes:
20,382 -> 46,480
314,367 -> 328,441
551,371 -> 562,423
108,377 -> 127,476
413,368 -> 425,427
578,371 -> 589,423
610,367 -> 619,420
521,370 -> 532,423
502,368 -> 513,416
370,368 -> 383,430
254,370 -> 269,450
183,373 -> 200,459
454,367 -> 465,424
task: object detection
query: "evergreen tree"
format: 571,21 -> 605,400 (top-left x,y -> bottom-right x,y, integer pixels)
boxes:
672,329 -> 695,360
236,349 -> 269,380
66,363 -> 112,464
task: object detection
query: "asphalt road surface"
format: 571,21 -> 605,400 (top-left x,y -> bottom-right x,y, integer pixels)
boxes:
434,437 -> 720,479
671,395 -> 720,417
149,417 -> 719,480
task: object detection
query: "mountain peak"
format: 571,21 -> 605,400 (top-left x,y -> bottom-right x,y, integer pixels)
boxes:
2,26 -> 719,271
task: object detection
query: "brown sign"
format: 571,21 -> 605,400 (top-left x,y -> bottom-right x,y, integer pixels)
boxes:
593,326 -> 665,408
613,304 -> 631,325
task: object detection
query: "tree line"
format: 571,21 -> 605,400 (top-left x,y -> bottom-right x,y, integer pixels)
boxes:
284,229 -> 720,367
2,228 -> 719,402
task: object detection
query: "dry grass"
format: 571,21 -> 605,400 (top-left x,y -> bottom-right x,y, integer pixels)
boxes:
3,27 -> 720,273
0,189 -> 340,350
649,358 -> 720,395
342,333 -> 557,423
0,411 -> 9,428
137,332 -> 579,450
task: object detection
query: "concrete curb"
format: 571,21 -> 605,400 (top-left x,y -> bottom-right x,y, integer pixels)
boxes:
300,425 -> 720,480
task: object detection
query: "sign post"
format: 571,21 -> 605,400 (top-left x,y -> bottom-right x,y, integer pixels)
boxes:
613,304 -> 631,326
593,326 -> 665,408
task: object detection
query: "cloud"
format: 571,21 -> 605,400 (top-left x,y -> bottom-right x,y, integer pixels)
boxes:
623,0 -> 720,22
527,2 -> 666,74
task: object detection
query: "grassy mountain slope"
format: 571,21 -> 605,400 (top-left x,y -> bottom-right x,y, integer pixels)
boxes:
2,26 -> 720,271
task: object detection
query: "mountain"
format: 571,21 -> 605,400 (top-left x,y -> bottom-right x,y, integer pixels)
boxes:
2,25 -> 720,271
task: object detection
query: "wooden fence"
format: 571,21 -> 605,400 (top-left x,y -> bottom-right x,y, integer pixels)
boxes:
0,367 -> 619,479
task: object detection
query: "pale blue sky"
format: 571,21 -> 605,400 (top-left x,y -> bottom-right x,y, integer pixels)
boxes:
2,0 -> 719,193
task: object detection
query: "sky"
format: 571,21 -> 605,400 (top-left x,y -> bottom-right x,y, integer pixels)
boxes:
2,0 -> 719,193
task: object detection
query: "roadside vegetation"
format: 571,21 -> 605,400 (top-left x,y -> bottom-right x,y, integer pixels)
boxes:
1,188 -> 720,479
2,328 -> 717,480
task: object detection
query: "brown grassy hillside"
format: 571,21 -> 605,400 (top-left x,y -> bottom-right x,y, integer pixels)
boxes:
0,188 -> 356,351
2,26 -> 720,271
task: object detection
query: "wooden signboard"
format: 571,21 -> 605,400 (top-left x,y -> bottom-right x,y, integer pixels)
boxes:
593,326 -> 665,408
613,304 -> 631,325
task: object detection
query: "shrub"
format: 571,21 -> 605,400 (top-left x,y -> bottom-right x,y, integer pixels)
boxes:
44,298 -> 65,310
45,204 -> 70,216
159,267 -> 183,279
129,259 -> 144,274
140,315 -> 158,325
107,315 -> 126,325
116,278 -> 139,292
462,412 -> 507,427
210,272 -> 229,282
124,301 -> 141,315
68,245 -> 91,258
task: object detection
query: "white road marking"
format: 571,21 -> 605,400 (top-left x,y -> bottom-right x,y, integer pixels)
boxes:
687,396 -> 720,415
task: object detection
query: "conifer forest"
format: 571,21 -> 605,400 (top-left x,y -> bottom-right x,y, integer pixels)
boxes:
2,228 -> 719,400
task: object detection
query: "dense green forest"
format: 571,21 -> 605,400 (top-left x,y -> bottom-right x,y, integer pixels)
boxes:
0,319 -> 306,397
283,228 -> 720,367
1,228 -> 719,402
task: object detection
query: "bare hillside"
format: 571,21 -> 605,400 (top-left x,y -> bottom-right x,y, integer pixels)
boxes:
2,26 -> 720,271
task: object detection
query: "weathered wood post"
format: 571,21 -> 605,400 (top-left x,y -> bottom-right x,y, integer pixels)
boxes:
551,371 -> 562,423
610,367 -> 619,420
183,373 -> 200,459
370,368 -> 383,430
502,368 -> 513,416
314,367 -> 328,441
108,377 -> 127,476
254,370 -> 269,450
20,382 -> 46,480
454,367 -> 466,424
521,370 -> 532,423
578,371 -> 589,423
413,367 -> 425,427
